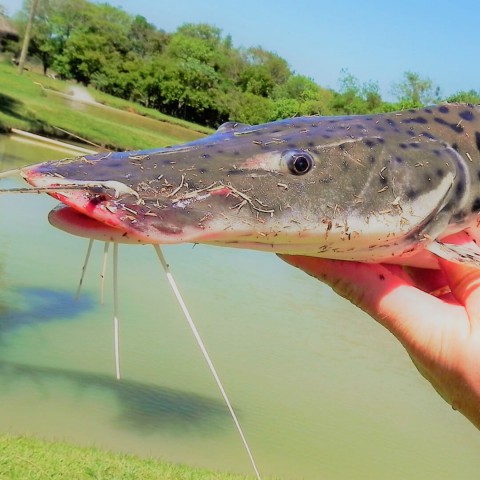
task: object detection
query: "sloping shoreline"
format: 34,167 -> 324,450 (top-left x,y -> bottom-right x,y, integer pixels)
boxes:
0,434 -> 261,480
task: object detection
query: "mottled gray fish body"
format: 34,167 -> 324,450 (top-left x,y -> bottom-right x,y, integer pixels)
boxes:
22,104 -> 480,268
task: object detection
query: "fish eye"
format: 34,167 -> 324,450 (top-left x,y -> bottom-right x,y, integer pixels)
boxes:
282,150 -> 314,175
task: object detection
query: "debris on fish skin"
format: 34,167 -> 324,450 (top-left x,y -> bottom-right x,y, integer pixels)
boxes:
20,104 -> 480,269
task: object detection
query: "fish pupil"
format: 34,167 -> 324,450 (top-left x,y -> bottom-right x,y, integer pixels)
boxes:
289,152 -> 313,175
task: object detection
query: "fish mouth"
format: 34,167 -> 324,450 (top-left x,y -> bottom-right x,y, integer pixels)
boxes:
21,164 -> 242,245
21,166 -> 215,244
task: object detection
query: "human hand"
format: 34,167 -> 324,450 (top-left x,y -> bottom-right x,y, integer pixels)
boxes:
279,236 -> 480,430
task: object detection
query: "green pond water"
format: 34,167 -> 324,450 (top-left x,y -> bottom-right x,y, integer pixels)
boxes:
0,135 -> 479,479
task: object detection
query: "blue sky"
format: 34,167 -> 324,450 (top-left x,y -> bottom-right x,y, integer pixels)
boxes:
2,0 -> 479,101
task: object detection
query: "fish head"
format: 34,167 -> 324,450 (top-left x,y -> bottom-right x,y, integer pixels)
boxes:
21,111 -> 463,259
20,119 -> 341,248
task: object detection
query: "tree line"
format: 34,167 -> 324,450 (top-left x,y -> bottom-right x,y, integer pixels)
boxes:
4,0 -> 480,127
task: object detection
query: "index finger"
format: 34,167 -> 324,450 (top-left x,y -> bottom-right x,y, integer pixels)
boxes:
439,258 -> 480,322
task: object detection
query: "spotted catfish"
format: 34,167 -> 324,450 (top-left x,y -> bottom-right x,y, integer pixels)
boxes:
21,103 -> 480,269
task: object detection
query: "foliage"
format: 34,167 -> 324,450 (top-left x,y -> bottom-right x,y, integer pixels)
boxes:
446,89 -> 480,104
10,0 -> 477,128
391,71 -> 441,107
271,74 -> 335,116
329,69 -> 390,114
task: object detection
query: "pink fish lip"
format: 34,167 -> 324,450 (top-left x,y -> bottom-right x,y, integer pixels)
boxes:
48,204 -> 143,244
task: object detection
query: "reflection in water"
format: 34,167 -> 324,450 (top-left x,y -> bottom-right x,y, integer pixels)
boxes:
0,287 -> 94,335
0,360 -> 230,435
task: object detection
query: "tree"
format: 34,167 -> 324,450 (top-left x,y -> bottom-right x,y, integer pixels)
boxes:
17,0 -> 40,74
176,23 -> 222,46
330,70 -> 385,114
64,2 -> 132,76
446,89 -> 480,104
274,74 -> 320,101
229,92 -> 273,125
272,74 -> 334,117
270,98 -> 300,119
361,80 -> 382,111
129,15 -> 168,58
244,47 -> 290,84
20,0 -> 89,75
238,47 -> 291,97
155,27 -> 225,124
392,71 -> 440,107
22,0 -> 134,82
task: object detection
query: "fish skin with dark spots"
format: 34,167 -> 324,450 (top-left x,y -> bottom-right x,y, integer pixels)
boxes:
21,104 -> 480,269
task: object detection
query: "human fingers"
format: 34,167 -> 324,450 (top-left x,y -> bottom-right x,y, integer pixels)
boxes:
438,258 -> 480,323
403,267 -> 453,298
403,232 -> 480,299
429,231 -> 480,316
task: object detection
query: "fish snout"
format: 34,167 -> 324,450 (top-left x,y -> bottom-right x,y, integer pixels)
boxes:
21,164 -> 246,245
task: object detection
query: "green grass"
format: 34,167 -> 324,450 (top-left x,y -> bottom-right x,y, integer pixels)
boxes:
0,435 -> 262,480
0,59 -> 214,150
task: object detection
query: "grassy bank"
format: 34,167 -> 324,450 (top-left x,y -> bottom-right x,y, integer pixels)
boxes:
0,59 -> 214,150
0,434 -> 262,480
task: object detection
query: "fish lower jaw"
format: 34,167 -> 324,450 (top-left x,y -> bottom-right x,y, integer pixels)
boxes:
48,205 -> 209,245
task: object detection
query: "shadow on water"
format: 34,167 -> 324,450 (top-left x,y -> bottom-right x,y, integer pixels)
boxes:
0,360 -> 231,436
0,286 -> 94,336
0,276 -> 232,435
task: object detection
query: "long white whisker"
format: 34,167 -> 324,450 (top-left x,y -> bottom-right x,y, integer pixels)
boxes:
153,245 -> 261,480
100,242 -> 110,304
0,185 -> 91,194
113,242 -> 121,380
0,182 -> 139,199
76,239 -> 94,300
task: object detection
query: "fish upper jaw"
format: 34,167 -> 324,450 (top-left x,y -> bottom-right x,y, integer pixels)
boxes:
20,164 -> 221,244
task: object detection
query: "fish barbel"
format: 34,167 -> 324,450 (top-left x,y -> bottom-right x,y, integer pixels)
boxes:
20,103 -> 480,269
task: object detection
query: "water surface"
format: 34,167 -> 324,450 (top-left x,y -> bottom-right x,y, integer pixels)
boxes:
0,134 -> 479,479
